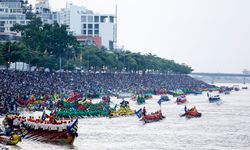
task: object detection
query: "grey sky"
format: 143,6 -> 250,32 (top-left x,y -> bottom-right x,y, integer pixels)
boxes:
29,0 -> 250,73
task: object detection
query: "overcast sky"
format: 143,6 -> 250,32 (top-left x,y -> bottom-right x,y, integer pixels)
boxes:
29,0 -> 250,73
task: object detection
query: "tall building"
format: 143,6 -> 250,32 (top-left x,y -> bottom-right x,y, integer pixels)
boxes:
0,1 -> 117,50
59,3 -> 116,50
0,0 -> 29,41
35,0 -> 58,24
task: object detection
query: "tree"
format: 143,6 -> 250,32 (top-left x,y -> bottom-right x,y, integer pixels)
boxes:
11,17 -> 78,70
9,17 -> 193,73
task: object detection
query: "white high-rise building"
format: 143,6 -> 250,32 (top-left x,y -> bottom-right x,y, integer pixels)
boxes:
58,3 -> 89,35
35,0 -> 58,24
59,3 -> 116,50
0,0 -> 29,41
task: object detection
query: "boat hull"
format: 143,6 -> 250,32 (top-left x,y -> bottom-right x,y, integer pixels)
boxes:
24,128 -> 75,144
141,112 -> 165,123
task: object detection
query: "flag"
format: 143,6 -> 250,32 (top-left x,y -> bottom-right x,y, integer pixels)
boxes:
157,98 -> 162,106
41,110 -> 46,121
135,108 -> 143,119
120,100 -> 126,107
184,105 -> 187,112
67,118 -> 78,136
53,108 -> 57,115
113,104 -> 117,111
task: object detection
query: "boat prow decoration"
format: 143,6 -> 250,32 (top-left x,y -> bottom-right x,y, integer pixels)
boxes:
0,134 -> 21,145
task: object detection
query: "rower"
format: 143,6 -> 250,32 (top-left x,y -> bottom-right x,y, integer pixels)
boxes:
48,113 -> 57,124
143,107 -> 146,116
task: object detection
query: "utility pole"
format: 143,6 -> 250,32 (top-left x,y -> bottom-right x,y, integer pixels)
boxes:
113,4 -> 118,50
123,53 -> 126,71
87,52 -> 90,72
59,55 -> 62,73
7,43 -> 11,70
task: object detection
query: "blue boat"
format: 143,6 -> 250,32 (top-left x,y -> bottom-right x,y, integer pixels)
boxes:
159,95 -> 170,102
208,95 -> 221,103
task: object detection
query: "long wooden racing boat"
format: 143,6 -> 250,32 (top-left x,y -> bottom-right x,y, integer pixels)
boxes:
140,111 -> 165,123
5,116 -> 78,145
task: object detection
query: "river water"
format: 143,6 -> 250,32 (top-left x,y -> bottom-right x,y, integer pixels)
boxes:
1,83 -> 250,150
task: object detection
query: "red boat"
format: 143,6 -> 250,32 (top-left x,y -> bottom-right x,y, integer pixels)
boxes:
181,106 -> 202,118
141,111 -> 165,123
176,95 -> 188,105
5,115 -> 78,145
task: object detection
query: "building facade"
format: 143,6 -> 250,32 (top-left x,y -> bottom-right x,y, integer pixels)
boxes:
35,0 -> 58,24
80,13 -> 115,50
0,1 -> 117,50
0,0 -> 29,41
59,3 -> 116,50
75,35 -> 102,49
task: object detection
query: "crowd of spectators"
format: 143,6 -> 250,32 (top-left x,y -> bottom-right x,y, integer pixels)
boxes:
0,70 -> 213,114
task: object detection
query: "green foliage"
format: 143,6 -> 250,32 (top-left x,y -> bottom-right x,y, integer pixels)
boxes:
76,46 -> 193,74
9,17 -> 78,70
0,17 -> 194,74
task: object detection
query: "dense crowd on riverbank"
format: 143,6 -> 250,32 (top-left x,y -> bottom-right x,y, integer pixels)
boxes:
0,70 -> 214,114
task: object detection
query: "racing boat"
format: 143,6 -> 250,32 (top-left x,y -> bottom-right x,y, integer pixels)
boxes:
159,95 -> 170,102
2,115 -> 78,145
176,95 -> 188,104
140,110 -> 165,123
110,100 -> 135,117
180,106 -> 202,118
208,94 -> 221,103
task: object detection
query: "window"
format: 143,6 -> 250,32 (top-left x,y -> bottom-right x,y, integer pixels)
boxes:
81,30 -> 87,35
94,16 -> 99,22
94,24 -> 99,29
109,41 -> 114,50
83,24 -> 86,29
88,16 -> 93,22
88,30 -> 93,35
109,16 -> 114,23
88,24 -> 92,29
94,30 -> 99,35
16,9 -> 22,13
0,21 -> 4,26
20,21 -> 25,24
101,16 -> 108,22
81,16 -> 86,22
0,27 -> 4,32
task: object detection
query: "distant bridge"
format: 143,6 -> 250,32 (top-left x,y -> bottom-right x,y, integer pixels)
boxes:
190,72 -> 250,84
190,72 -> 250,77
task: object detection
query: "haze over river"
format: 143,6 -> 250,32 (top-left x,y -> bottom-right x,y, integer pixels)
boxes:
1,83 -> 250,150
